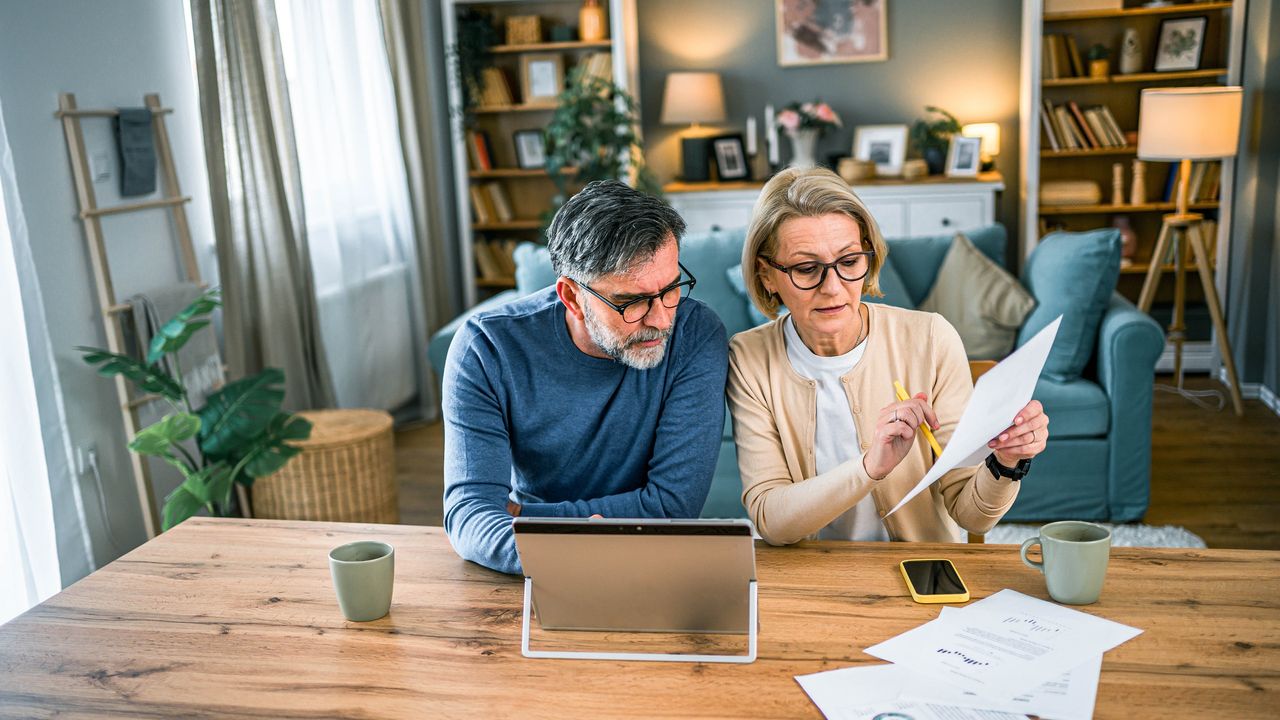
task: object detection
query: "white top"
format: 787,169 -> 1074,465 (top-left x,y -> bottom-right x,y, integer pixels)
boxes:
783,315 -> 889,542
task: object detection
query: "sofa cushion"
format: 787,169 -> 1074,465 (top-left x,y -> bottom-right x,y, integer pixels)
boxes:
918,232 -> 1035,360
883,225 -> 1008,306
725,264 -> 774,326
1032,377 -> 1109,438
860,256 -> 913,309
1018,229 -> 1122,381
514,242 -> 555,295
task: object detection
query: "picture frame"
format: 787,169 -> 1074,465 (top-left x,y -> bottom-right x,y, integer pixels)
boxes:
1153,16 -> 1207,72
776,0 -> 888,67
945,135 -> 982,177
852,124 -> 908,177
711,134 -> 750,181
513,130 -> 547,170
520,53 -> 564,106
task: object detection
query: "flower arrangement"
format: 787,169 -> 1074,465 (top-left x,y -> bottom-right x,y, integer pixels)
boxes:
776,100 -> 842,136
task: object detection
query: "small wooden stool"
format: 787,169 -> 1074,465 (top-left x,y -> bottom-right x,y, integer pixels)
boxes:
252,409 -> 399,523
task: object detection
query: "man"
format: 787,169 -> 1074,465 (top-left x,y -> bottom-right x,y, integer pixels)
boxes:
442,180 -> 729,574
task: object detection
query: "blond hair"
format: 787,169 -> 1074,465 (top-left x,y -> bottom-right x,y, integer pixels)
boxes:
742,166 -> 888,320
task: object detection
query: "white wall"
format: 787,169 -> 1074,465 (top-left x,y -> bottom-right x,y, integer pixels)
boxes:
0,0 -> 217,579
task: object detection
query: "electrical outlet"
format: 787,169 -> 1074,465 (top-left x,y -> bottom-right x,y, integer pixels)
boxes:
89,151 -> 111,183
76,445 -> 97,475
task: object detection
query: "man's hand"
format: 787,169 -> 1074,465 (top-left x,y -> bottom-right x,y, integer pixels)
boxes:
506,500 -> 521,517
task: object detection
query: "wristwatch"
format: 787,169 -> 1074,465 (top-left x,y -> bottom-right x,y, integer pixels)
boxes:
986,453 -> 1031,481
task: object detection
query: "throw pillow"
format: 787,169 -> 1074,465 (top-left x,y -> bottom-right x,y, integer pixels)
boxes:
862,257 -> 913,309
919,233 -> 1036,360
1017,228 -> 1122,381
725,264 -> 775,326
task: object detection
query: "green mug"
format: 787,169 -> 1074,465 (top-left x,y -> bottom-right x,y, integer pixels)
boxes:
1020,521 -> 1111,605
329,540 -> 395,622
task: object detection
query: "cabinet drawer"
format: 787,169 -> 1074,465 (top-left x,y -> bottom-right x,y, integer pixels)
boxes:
907,198 -> 986,237
864,200 -> 906,239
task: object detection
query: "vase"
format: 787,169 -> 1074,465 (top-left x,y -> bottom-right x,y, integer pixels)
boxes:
787,129 -> 820,168
923,146 -> 946,175
579,0 -> 606,42
1119,28 -> 1142,74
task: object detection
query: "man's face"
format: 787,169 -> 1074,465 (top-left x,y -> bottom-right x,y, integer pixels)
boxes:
579,238 -> 681,370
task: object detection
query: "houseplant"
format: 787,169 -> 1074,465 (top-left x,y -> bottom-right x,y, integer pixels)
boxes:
543,66 -> 660,221
451,8 -> 501,121
910,105 -> 962,175
1088,43 -> 1111,78
78,288 -> 312,530
776,100 -> 842,168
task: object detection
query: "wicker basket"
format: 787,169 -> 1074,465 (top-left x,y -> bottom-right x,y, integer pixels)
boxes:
251,409 -> 398,524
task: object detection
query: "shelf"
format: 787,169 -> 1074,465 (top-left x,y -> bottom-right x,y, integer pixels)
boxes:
1044,1 -> 1232,22
1039,201 -> 1219,215
473,220 -> 542,230
1042,146 -> 1136,158
468,167 -> 577,179
476,277 -> 517,289
490,40 -> 611,54
473,104 -> 559,114
1120,262 -> 1213,275
1043,69 -> 1227,87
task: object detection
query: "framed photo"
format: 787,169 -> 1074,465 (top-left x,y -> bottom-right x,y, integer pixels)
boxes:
945,136 -> 982,177
776,0 -> 887,67
853,124 -> 908,176
1154,16 -> 1207,72
711,135 -> 750,181
513,130 -> 547,170
520,53 -> 564,106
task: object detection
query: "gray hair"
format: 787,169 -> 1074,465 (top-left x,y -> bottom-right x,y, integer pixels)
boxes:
546,180 -> 686,282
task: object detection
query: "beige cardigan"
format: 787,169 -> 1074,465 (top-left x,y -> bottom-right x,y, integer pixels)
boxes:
727,302 -> 1019,545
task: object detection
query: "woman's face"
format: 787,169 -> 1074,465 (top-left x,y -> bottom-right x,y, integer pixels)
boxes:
758,213 -> 870,341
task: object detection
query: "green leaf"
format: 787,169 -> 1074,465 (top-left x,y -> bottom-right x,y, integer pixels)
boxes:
146,288 -> 221,364
129,413 -> 201,456
161,484 -> 205,531
197,368 -> 287,460
228,414 -> 312,486
78,348 -> 183,401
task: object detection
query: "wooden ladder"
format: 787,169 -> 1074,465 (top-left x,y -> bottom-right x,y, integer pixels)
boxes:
56,92 -> 202,539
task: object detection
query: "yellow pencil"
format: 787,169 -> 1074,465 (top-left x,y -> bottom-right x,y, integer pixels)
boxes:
894,380 -> 944,457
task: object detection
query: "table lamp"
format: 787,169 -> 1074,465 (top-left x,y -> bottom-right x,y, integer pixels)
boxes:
661,72 -> 725,182
961,122 -> 1001,171
1134,86 -> 1244,415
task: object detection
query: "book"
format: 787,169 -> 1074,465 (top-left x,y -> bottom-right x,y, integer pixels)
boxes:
485,182 -> 514,223
473,240 -> 502,279
1045,34 -> 1063,79
1065,34 -> 1085,78
468,184 -> 493,224
479,67 -> 513,107
1041,107 -> 1061,151
491,239 -> 518,278
1083,108 -> 1112,148
1069,101 -> 1100,148
1098,106 -> 1126,147
472,131 -> 493,171
1055,106 -> 1084,149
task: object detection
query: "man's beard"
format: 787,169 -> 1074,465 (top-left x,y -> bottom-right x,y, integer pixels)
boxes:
582,302 -> 673,370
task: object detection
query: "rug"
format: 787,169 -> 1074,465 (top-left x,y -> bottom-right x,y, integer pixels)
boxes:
984,523 -> 1207,548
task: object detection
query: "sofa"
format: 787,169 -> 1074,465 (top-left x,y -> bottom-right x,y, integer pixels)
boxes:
428,223 -> 1165,524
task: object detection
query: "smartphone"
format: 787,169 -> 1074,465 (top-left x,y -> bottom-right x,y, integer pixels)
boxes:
899,558 -> 970,604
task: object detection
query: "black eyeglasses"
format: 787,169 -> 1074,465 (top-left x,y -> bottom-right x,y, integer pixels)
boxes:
575,263 -> 697,323
762,251 -> 875,290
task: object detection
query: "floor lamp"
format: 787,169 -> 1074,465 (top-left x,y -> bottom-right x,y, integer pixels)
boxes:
1134,86 -> 1244,416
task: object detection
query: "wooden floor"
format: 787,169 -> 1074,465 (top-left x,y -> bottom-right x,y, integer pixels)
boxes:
396,376 -> 1280,550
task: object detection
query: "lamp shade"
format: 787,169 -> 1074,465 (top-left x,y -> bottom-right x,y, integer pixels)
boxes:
961,122 -> 1001,157
660,72 -> 725,126
1137,86 -> 1242,160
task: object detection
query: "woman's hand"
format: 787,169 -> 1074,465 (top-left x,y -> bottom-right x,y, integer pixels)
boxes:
988,400 -> 1049,467
863,392 -> 939,480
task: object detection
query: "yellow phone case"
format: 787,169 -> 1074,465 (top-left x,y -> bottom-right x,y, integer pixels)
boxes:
899,558 -> 970,604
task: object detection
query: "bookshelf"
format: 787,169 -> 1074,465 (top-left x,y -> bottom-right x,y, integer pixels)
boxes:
1019,0 -> 1245,372
443,0 -> 639,307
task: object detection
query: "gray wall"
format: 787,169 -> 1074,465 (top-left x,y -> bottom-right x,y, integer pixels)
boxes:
636,0 -> 1024,250
0,0 -> 217,579
1226,0 -> 1280,395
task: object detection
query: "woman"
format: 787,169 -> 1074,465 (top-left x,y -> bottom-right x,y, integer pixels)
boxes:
728,167 -> 1049,545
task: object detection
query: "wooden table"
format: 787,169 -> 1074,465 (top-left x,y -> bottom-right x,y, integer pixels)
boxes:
2,518 -> 1277,718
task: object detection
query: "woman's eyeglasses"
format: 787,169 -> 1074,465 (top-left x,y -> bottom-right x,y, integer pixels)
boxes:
761,251 -> 874,290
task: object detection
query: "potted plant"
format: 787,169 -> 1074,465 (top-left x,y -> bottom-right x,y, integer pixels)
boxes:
775,100 -> 842,168
1088,43 -> 1111,78
910,106 -> 961,175
451,8 -> 500,121
78,289 -> 312,530
542,66 -> 661,222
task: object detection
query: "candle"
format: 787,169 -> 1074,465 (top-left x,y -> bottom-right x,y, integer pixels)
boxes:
765,104 -> 778,166
746,116 -> 757,156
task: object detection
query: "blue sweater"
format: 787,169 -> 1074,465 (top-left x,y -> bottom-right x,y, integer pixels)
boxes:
441,288 -> 729,574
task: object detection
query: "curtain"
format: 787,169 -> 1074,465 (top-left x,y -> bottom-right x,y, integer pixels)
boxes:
0,96 -> 93,624
190,0 -> 335,411
275,0 -> 429,414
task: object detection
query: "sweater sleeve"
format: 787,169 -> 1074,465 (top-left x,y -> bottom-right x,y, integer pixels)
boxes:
518,307 -> 729,520
441,321 -> 522,575
927,313 -> 1021,534
728,338 -> 880,546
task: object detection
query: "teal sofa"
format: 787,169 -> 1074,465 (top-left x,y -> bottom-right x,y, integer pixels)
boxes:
428,224 -> 1165,524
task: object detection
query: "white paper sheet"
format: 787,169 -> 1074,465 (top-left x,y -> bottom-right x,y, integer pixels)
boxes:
899,607 -> 1102,720
864,589 -> 1140,697
885,316 -> 1063,518
795,664 -> 1028,720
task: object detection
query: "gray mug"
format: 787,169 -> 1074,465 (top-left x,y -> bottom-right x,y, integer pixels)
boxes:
329,540 -> 395,622
1020,521 -> 1111,605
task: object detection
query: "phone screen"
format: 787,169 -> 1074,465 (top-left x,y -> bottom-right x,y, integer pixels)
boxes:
901,559 -> 966,596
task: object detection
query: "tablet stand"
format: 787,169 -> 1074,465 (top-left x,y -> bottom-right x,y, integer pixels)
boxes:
520,577 -> 758,663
